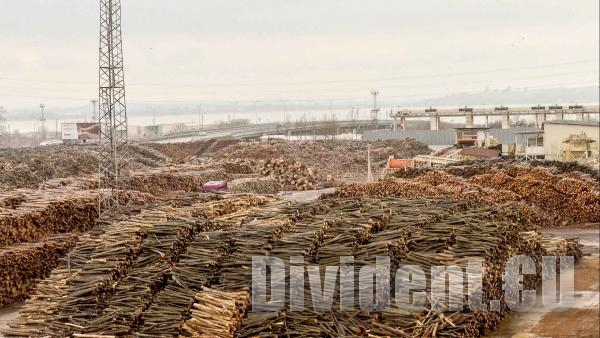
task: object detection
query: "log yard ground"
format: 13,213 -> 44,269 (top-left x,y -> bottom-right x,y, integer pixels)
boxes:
0,138 -> 598,337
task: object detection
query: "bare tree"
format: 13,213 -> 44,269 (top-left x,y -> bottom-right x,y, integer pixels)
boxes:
0,106 -> 6,123
328,112 -> 338,141
0,106 -> 7,138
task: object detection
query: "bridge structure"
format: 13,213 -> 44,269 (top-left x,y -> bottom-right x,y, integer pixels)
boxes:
138,103 -> 599,143
390,104 -> 599,130
144,119 -> 391,143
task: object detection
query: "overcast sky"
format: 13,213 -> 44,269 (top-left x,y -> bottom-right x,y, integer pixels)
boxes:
0,0 -> 598,110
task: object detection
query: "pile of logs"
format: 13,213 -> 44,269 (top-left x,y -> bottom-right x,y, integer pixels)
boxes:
39,175 -> 99,190
0,145 -> 172,191
0,190 -> 98,246
181,288 -> 250,338
0,146 -> 98,190
260,158 -> 322,191
2,193 -> 276,337
333,166 -> 600,227
228,177 -> 279,194
129,167 -> 229,193
391,159 -> 600,181
143,138 -> 242,162
212,139 -> 431,179
2,194 -> 585,337
0,234 -> 77,306
234,200 -> 583,337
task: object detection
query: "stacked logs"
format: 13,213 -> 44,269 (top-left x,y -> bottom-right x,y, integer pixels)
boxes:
211,139 -> 431,179
0,234 -> 77,306
541,235 -> 582,259
143,138 -> 242,162
260,158 -> 321,191
180,288 -> 250,338
332,166 -> 600,226
2,193 -> 276,337
208,160 -> 256,175
0,192 -> 26,209
235,200 -> 583,337
228,177 -> 279,194
0,146 -> 98,190
3,195 -> 585,337
0,188 -> 156,247
0,190 -> 98,246
129,167 -> 229,193
39,175 -> 99,190
391,159 -> 600,181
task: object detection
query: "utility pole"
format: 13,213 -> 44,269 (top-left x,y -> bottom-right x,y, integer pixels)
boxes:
90,99 -> 98,122
198,104 -> 204,130
370,90 -> 380,122
39,104 -> 46,140
98,0 -> 130,214
367,144 -> 374,182
253,101 -> 258,125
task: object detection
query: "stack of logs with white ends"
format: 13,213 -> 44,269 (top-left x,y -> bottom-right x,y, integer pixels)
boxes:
260,158 -> 324,191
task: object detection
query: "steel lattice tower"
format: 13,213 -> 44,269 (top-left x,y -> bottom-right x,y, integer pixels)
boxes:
98,0 -> 129,214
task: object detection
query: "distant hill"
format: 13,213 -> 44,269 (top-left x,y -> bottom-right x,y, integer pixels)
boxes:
404,86 -> 599,107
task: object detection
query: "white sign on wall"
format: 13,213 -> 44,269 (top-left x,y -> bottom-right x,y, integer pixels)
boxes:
61,123 -> 79,140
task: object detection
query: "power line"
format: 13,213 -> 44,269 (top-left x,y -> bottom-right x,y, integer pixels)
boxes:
1,80 -> 597,105
1,69 -> 596,98
0,59 -> 597,87
125,80 -> 600,104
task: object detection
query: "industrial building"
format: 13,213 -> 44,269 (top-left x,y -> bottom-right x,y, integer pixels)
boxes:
543,120 -> 600,162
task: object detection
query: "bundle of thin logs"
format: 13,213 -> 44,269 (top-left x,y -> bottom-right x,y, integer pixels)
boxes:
0,234 -> 78,307
128,167 -> 229,193
392,159 -> 600,181
332,166 -> 600,226
228,177 -> 279,194
183,159 -> 258,175
4,196 -> 584,338
143,138 -> 242,162
3,193 -> 275,337
237,201 -> 582,337
39,175 -> 99,190
211,139 -> 430,179
0,188 -> 155,247
260,158 -> 323,191
0,189 -> 98,246
180,288 -> 250,338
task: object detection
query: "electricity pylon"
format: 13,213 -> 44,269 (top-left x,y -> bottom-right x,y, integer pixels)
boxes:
98,0 -> 130,214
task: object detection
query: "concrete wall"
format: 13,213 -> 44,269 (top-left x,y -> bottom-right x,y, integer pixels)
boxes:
544,123 -> 600,161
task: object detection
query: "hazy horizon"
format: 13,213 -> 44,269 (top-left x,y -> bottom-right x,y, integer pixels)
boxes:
1,0 -> 598,119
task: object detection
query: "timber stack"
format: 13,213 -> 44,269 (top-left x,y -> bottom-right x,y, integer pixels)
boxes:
332,165 -> 600,227
0,234 -> 77,307
260,158 -> 322,191
3,195 -> 584,337
0,189 -> 98,246
228,177 -> 279,194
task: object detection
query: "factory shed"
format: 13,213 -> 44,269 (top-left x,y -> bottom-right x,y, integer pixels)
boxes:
543,120 -> 599,162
